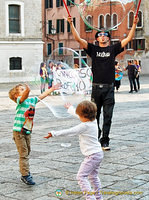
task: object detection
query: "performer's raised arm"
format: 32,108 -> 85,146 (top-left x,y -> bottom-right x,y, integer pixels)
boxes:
121,17 -> 139,48
67,17 -> 88,49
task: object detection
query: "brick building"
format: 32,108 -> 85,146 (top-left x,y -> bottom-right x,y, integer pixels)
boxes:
43,0 -> 148,73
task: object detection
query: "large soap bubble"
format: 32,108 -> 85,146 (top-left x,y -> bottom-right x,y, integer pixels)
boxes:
68,0 -> 137,31
37,47 -> 92,118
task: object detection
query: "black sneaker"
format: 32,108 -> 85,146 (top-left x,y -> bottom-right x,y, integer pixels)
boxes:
102,143 -> 110,151
21,175 -> 35,185
129,90 -> 133,93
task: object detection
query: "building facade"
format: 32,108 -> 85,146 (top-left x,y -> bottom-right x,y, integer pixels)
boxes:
0,0 -> 43,83
43,0 -> 149,74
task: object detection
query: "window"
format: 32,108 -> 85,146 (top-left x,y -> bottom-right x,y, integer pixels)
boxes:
137,11 -> 143,28
48,20 -> 52,34
133,39 -> 145,51
111,40 -> 119,46
47,43 -> 52,55
99,15 -> 104,29
106,14 -> 111,29
112,13 -> 118,29
73,50 -> 87,68
57,19 -> 64,33
9,57 -> 22,70
9,5 -> 20,33
45,0 -> 53,8
67,0 -> 74,6
126,41 -> 133,50
56,0 -> 63,7
59,43 -> 63,55
67,18 -> 75,32
128,11 -> 134,28
85,16 -> 92,32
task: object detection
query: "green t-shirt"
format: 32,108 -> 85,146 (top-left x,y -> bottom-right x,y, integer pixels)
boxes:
13,96 -> 38,132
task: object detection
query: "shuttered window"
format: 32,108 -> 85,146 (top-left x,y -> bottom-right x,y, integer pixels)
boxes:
9,5 -> 20,33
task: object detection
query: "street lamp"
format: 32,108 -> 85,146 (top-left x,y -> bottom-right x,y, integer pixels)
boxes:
51,26 -> 56,35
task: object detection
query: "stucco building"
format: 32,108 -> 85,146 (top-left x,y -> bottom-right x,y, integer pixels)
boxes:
0,0 -> 43,83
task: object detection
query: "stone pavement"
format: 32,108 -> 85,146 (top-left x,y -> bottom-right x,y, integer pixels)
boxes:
0,76 -> 149,200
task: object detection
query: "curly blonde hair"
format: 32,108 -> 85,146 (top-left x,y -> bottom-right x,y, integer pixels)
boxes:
9,84 -> 23,103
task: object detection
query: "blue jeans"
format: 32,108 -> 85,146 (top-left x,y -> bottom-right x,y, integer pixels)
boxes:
77,152 -> 104,200
91,85 -> 115,145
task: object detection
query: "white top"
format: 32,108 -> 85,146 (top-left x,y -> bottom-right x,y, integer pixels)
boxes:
51,106 -> 102,156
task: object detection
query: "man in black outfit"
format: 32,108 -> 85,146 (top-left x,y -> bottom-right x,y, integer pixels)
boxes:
68,17 -> 138,151
125,60 -> 138,93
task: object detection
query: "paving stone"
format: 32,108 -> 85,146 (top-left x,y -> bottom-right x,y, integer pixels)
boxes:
0,76 -> 149,200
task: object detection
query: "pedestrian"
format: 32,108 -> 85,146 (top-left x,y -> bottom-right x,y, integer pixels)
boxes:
67,16 -> 138,150
124,60 -> 138,93
134,59 -> 141,91
47,61 -> 54,89
40,62 -> 48,93
9,83 -> 60,185
44,100 -> 104,200
114,61 -> 123,92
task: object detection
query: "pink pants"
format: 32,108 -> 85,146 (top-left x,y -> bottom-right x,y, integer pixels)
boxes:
77,151 -> 104,200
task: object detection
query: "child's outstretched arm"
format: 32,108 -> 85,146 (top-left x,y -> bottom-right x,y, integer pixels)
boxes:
20,84 -> 30,103
64,103 -> 79,118
38,83 -> 60,100
44,132 -> 52,139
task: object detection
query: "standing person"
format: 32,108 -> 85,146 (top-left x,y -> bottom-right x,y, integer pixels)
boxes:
114,61 -> 123,92
47,61 -> 54,89
134,59 -> 141,90
44,100 -> 104,200
67,16 -> 138,150
40,62 -> 48,93
125,60 -> 138,93
9,83 -> 60,185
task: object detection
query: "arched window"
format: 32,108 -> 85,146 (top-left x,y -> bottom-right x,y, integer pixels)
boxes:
128,11 -> 134,28
106,14 -> 111,29
98,15 -> 104,29
85,15 -> 92,32
112,13 -> 118,29
137,11 -> 143,28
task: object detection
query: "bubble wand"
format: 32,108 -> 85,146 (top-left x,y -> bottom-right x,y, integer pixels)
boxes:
62,0 -> 71,17
135,0 -> 142,18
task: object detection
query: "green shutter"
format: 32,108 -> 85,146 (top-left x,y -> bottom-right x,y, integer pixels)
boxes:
67,0 -> 70,6
59,43 -> 63,55
57,20 -> 59,33
48,20 -> 52,34
47,43 -> 52,55
61,19 -> 64,33
67,21 -> 70,32
45,0 -> 48,8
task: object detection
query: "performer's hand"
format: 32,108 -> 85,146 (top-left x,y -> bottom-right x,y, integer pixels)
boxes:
67,16 -> 73,24
44,132 -> 52,139
133,16 -> 139,25
64,102 -> 72,109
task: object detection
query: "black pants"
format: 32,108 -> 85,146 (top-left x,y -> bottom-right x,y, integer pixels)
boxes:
114,80 -> 121,91
129,76 -> 137,91
91,85 -> 115,145
136,75 -> 140,90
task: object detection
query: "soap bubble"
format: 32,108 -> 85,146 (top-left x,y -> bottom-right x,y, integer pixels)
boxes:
68,0 -> 136,31
34,47 -> 92,118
